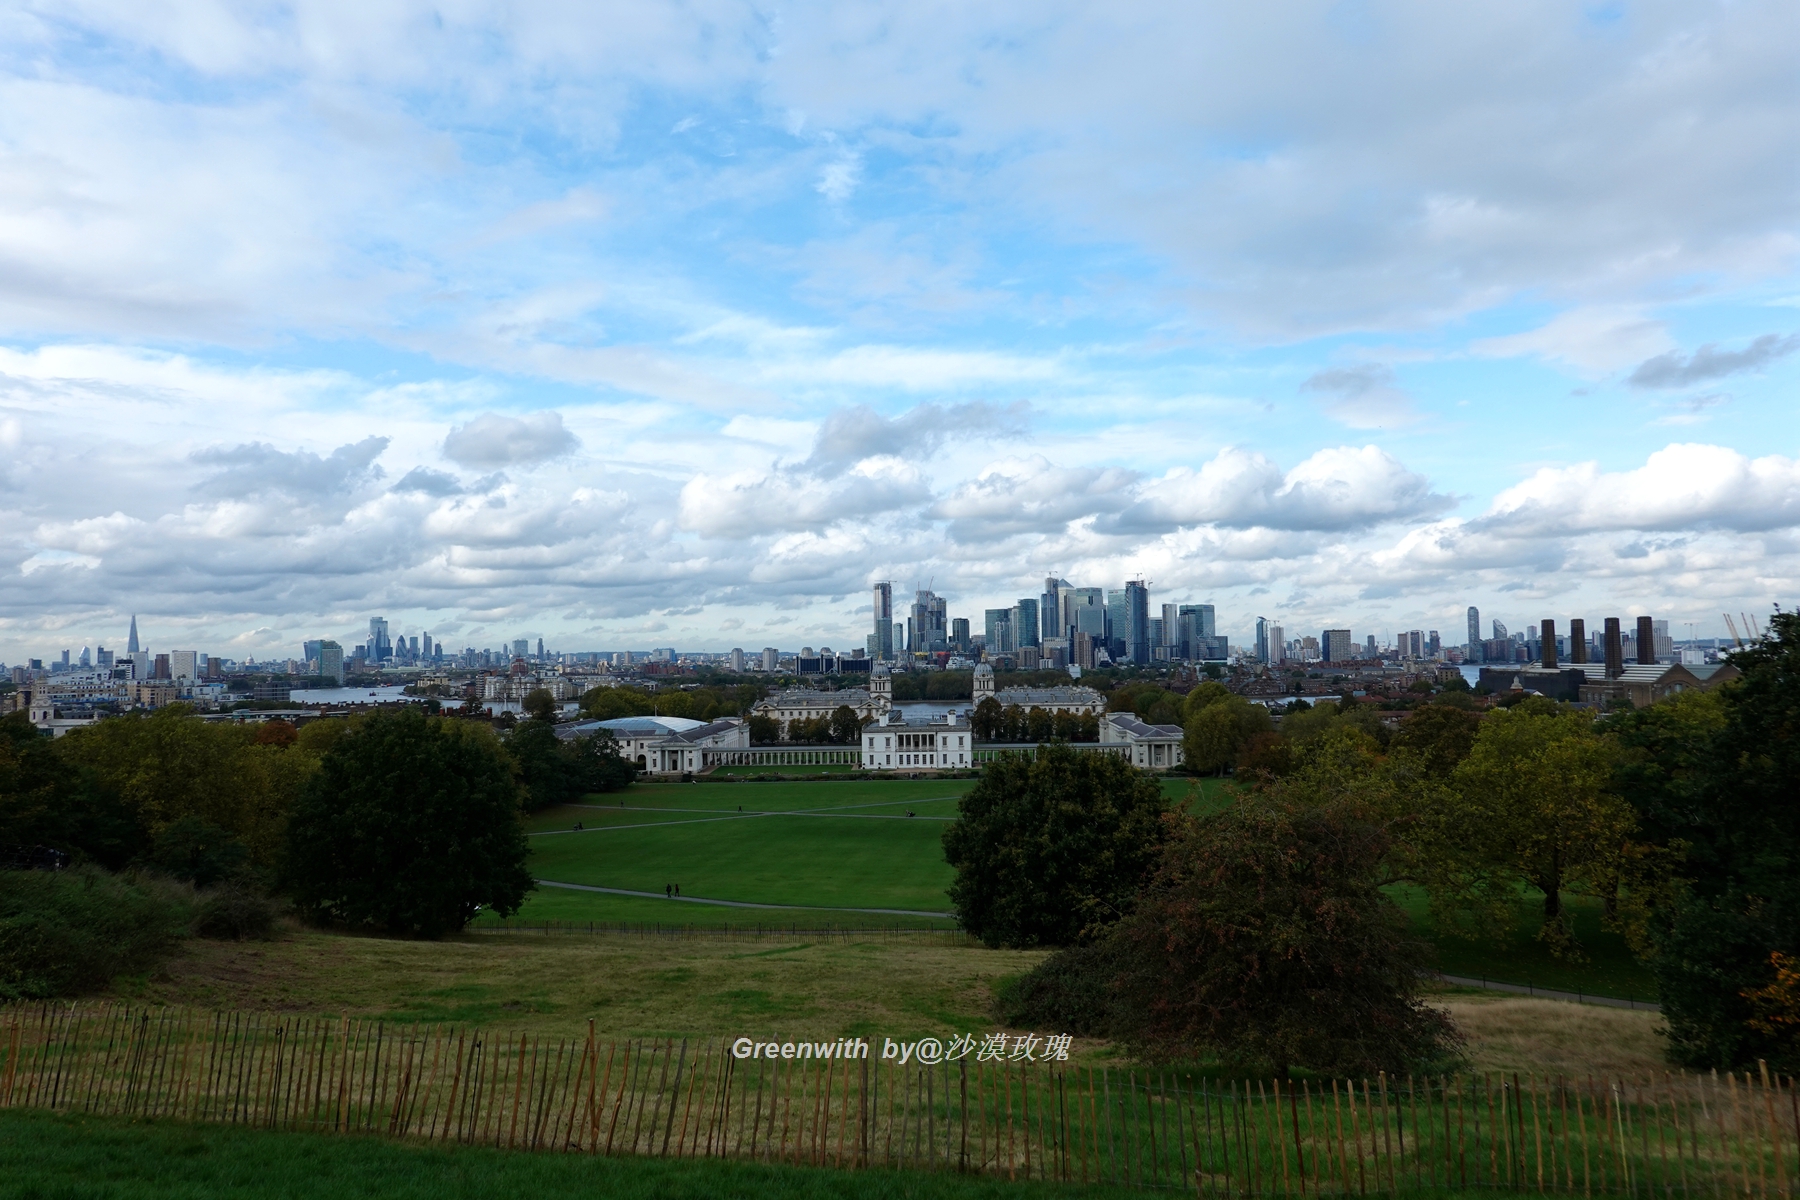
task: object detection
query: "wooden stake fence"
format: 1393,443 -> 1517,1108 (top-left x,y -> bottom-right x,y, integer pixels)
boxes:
3,1003 -> 1794,1195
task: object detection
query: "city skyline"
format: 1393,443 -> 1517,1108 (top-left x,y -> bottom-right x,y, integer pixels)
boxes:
1,6 -> 1796,661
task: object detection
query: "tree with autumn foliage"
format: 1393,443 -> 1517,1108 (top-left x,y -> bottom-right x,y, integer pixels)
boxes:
1062,796 -> 1461,1077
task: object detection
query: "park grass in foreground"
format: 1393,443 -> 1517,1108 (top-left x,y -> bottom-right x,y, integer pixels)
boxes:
0,1109 -> 1148,1200
0,1103 -> 1670,1200
103,927 -> 1671,1080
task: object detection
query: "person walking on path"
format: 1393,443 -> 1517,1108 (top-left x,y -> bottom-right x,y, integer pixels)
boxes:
665,883 -> 672,898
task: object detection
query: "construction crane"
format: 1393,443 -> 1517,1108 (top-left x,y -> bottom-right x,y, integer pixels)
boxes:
1745,612 -> 1764,640
1724,613 -> 1743,648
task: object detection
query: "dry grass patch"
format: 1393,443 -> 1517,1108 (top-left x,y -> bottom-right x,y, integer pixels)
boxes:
1439,993 -> 1668,1079
110,927 -> 1047,1042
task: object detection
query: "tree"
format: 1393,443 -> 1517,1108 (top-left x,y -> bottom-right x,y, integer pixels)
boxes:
54,706 -> 316,869
1443,704 -> 1641,956
286,708 -> 532,938
562,730 -> 636,795
522,687 -> 558,723
1104,798 -> 1461,1077
941,742 -> 1169,947
505,717 -> 573,811
747,715 -> 781,744
1650,611 -> 1800,1067
1025,706 -> 1054,742
1389,703 -> 1483,777
828,705 -> 864,745
971,697 -> 1003,742
1184,703 -> 1240,775
1182,696 -> 1272,775
0,713 -> 139,869
579,686 -> 655,721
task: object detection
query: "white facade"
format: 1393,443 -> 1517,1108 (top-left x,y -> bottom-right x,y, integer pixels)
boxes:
575,716 -> 751,775
860,708 -> 972,771
1099,712 -> 1186,770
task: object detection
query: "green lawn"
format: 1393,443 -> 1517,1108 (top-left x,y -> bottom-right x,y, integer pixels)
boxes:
1390,886 -> 1657,1001
515,780 -> 969,923
508,776 -> 1652,1002
0,1109 -> 1148,1200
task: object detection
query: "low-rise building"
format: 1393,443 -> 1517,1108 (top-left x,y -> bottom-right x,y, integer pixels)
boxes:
560,715 -> 750,775
1099,712 -> 1186,770
971,663 -> 1106,715
860,708 -> 972,772
752,687 -> 881,725
1484,661 -> 1740,707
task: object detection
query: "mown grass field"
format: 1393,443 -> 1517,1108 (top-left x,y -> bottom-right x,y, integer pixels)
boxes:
503,775 -> 1653,1002
505,777 -> 1211,928
0,1109 -> 1152,1200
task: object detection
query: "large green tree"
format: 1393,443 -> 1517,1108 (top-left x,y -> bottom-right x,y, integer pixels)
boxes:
1651,612 -> 1800,1068
1439,703 -> 1641,956
286,709 -> 532,938
941,743 -> 1169,947
0,713 -> 140,869
54,707 -> 316,868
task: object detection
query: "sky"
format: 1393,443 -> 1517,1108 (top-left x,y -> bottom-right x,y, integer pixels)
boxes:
1,0 -> 1797,661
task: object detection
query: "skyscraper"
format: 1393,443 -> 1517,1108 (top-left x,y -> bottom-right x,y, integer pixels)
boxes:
1070,589 -> 1105,640
910,588 -> 948,653
1043,577 -> 1072,640
1122,580 -> 1150,665
1322,629 -> 1353,663
1254,617 -> 1270,663
1268,623 -> 1285,664
872,583 -> 894,660
127,615 -> 139,655
368,617 -> 391,662
319,641 -> 344,684
983,609 -> 1014,654
1466,606 -> 1481,664
1012,599 -> 1040,649
1177,604 -> 1215,660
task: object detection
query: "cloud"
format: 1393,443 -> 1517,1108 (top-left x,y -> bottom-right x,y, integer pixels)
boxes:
1300,365 -> 1421,429
1627,332 -> 1800,388
931,458 -> 1140,541
1114,446 -> 1455,533
392,467 -> 464,496
801,401 -> 1028,476
191,437 -> 388,499
816,153 -> 861,203
1472,308 -> 1677,375
1481,443 -> 1800,534
677,458 -> 931,538
442,412 -> 579,468
1652,393 -> 1731,427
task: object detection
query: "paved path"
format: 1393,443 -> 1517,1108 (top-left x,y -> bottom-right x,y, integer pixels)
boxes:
535,878 -> 955,920
1438,973 -> 1659,1011
532,797 -> 960,836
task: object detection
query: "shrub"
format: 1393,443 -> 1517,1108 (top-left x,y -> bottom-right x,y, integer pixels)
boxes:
192,881 -> 280,941
0,866 -> 187,999
996,939 -> 1130,1037
1105,799 -> 1462,1077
